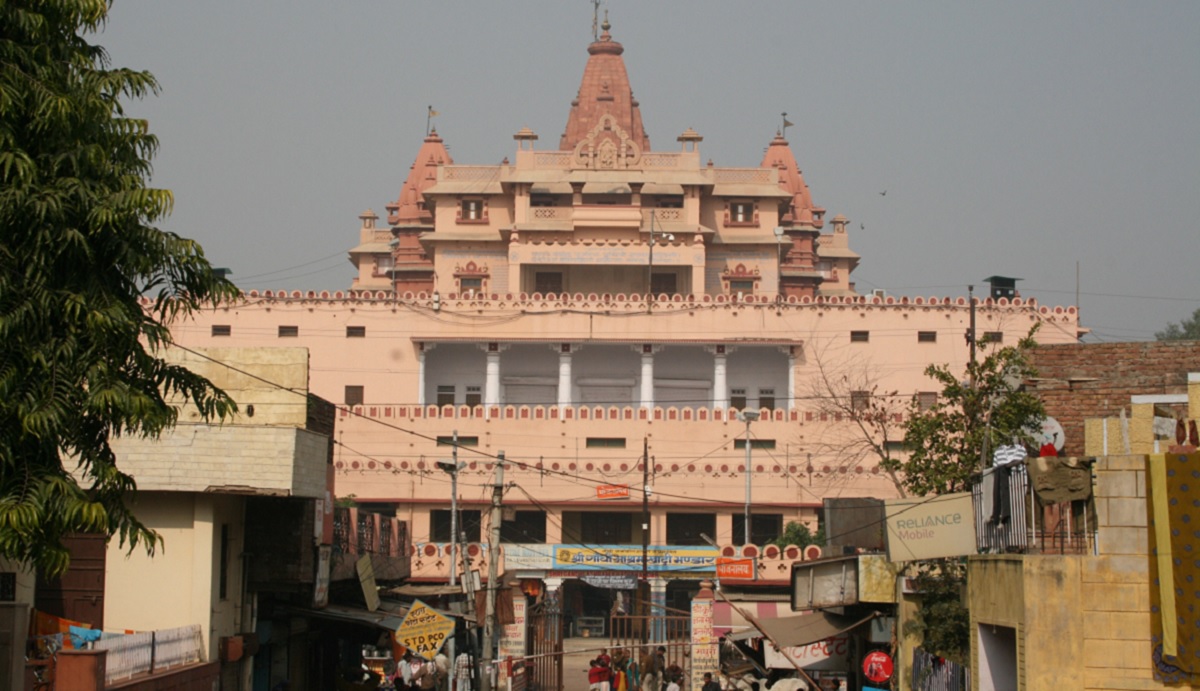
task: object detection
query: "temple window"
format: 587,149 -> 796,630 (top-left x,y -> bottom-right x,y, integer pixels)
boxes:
535,271 -> 564,295
727,200 -> 758,226
465,386 -> 482,407
458,198 -> 488,223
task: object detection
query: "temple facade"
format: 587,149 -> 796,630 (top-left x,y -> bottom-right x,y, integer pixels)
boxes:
167,21 -> 1081,617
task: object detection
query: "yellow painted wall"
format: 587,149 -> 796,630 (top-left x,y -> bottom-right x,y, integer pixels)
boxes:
965,453 -> 1193,690
104,491 -> 246,661
165,346 -> 311,427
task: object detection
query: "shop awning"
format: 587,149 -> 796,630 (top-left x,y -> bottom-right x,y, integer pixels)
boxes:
386,584 -> 463,597
713,600 -> 794,637
731,610 -> 878,648
285,603 -> 408,631
280,601 -> 467,632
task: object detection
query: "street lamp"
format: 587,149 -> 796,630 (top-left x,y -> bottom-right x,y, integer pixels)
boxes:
438,454 -> 466,691
647,211 -> 675,310
738,410 -> 760,545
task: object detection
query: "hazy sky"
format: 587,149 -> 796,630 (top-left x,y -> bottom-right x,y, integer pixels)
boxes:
100,2 -> 1199,342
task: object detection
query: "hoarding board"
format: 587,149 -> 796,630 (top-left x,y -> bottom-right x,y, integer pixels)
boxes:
884,492 -> 977,561
396,599 -> 455,660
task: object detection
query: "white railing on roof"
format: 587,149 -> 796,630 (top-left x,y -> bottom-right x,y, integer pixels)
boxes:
94,624 -> 204,683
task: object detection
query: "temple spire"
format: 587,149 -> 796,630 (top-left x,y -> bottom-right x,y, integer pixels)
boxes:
386,130 -> 452,227
761,132 -> 825,229
559,18 -> 650,152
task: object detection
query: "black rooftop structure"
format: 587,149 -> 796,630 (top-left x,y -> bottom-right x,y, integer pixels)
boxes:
983,275 -> 1021,300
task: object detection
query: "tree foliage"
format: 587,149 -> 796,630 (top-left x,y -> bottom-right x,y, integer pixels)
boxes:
803,345 -> 909,497
882,326 -> 1046,662
882,326 -> 1046,497
1156,307 -> 1200,341
902,558 -> 970,664
0,1 -> 238,576
771,520 -> 825,550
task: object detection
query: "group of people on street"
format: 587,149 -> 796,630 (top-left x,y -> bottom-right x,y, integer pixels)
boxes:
378,649 -> 471,691
587,646 -> 707,691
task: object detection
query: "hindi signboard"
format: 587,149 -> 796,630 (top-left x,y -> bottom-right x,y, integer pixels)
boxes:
884,492 -> 977,561
691,599 -> 718,691
396,599 -> 455,660
581,574 -> 637,590
553,545 -> 717,572
715,557 -> 755,580
499,599 -> 527,667
596,484 -> 630,500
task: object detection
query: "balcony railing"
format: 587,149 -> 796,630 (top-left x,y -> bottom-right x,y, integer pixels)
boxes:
93,624 -> 204,684
971,462 -> 1096,555
341,404 -> 797,423
334,507 -> 408,558
331,507 -> 411,582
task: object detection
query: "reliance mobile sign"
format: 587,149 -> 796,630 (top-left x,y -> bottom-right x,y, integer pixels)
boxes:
883,492 -> 977,561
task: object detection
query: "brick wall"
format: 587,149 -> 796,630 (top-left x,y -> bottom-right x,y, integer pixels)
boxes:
1030,341 -> 1200,457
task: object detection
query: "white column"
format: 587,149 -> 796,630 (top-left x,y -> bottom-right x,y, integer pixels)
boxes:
558,351 -> 572,412
484,351 -> 501,408
713,354 -> 728,409
417,350 -> 426,406
640,352 -> 655,410
787,353 -> 796,411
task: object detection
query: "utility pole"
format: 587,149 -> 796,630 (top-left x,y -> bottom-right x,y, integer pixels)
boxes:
447,432 -> 459,691
641,437 -> 650,627
967,284 -> 977,386
438,441 -> 469,691
739,410 -> 759,545
480,452 -> 505,691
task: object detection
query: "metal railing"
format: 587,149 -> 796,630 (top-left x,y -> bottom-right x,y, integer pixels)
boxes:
94,624 -> 203,683
911,646 -> 969,691
972,462 -> 1096,555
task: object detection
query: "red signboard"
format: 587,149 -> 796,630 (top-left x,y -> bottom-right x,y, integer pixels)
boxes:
596,484 -> 630,500
862,650 -> 893,683
716,557 -> 755,580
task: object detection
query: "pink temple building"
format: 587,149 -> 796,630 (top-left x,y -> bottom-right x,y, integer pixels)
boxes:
167,20 -> 1080,618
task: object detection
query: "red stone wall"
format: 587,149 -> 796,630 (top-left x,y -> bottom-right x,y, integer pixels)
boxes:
1030,341 -> 1200,456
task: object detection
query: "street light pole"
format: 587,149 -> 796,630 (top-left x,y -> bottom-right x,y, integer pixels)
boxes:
646,211 -> 674,312
739,410 -> 760,545
438,433 -> 466,691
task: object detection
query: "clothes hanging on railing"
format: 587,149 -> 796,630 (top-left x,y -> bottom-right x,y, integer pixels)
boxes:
1027,456 -> 1094,505
991,464 -> 1013,526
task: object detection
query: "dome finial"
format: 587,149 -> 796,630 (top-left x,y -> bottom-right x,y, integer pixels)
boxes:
602,9 -> 610,34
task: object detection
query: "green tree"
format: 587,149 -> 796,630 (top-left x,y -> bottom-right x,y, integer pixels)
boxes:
0,1 -> 237,576
1156,307 -> 1200,341
883,326 -> 1046,496
902,558 -> 970,664
880,326 -> 1045,662
771,520 -> 825,550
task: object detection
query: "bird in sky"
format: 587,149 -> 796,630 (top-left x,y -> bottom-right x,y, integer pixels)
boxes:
879,190 -> 887,196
